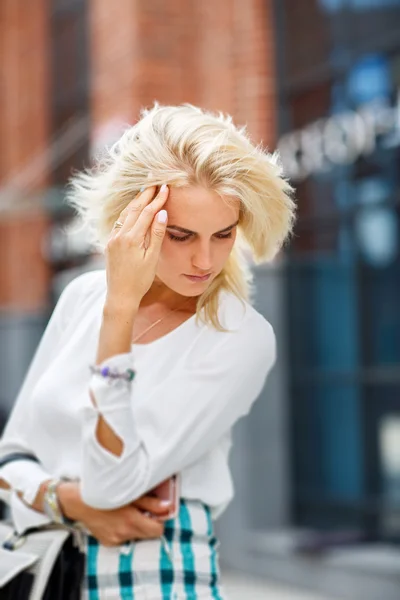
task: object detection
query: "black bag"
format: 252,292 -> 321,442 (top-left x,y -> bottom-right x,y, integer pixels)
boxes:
0,453 -> 85,599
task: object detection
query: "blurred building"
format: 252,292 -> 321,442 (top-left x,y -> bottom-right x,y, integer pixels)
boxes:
277,0 -> 400,550
218,2 -> 400,600
1,1 -> 400,599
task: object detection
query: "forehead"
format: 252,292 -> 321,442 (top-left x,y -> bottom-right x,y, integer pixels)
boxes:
165,186 -> 240,230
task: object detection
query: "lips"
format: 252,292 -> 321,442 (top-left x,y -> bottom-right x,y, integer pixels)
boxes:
184,273 -> 212,282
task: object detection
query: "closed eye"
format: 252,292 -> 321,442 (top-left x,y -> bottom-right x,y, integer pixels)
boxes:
168,231 -> 233,242
215,232 -> 233,239
167,233 -> 193,242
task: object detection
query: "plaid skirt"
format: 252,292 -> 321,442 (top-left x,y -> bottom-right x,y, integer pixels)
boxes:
80,499 -> 227,600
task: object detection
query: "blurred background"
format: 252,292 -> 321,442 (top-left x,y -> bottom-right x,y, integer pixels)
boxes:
1,1 -> 400,599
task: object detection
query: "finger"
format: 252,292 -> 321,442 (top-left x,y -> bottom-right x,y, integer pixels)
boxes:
148,208 -> 168,252
128,185 -> 157,213
128,184 -> 169,244
152,509 -> 175,522
134,510 -> 164,538
134,496 -> 172,515
118,186 -> 158,233
109,186 -> 156,240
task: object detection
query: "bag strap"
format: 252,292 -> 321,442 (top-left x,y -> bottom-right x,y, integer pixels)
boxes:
0,453 -> 39,469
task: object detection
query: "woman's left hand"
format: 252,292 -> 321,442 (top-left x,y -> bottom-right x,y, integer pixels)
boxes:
57,482 -> 172,543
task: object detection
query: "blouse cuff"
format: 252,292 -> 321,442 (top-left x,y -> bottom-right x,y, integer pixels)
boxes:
86,351 -> 140,452
0,460 -> 51,505
10,491 -> 51,535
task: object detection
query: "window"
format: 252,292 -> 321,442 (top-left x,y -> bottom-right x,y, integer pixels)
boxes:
276,0 -> 400,541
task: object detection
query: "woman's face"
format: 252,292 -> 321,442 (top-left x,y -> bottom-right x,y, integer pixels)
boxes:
155,185 -> 240,297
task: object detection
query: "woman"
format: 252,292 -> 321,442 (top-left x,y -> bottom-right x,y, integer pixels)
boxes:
0,104 -> 294,599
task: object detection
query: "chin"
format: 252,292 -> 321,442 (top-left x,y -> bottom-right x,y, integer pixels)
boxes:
182,287 -> 208,297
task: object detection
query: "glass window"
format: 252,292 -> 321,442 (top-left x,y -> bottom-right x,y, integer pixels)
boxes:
276,0 -> 400,540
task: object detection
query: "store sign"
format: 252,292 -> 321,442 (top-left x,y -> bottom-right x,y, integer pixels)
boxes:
278,90 -> 400,182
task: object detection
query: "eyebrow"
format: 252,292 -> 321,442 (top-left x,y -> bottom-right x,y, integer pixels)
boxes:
166,220 -> 239,235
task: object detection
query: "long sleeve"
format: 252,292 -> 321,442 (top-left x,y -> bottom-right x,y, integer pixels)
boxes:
80,313 -> 276,509
0,273 -> 88,532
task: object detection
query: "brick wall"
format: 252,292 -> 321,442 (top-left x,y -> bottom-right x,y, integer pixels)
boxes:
89,0 -> 277,148
0,0 -> 51,310
0,0 -> 50,190
232,0 -> 277,147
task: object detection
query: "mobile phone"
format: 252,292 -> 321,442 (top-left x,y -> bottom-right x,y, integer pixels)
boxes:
148,474 -> 180,520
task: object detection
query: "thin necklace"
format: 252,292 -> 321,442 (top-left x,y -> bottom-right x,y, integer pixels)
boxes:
132,297 -> 193,344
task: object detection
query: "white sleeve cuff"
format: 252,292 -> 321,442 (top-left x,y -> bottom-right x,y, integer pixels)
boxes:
0,461 -> 51,505
88,351 -> 138,443
10,491 -> 51,535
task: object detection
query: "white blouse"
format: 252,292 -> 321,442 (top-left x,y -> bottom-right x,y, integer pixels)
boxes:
0,270 -> 276,534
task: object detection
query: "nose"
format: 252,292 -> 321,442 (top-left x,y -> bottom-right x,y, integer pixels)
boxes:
192,241 -> 212,272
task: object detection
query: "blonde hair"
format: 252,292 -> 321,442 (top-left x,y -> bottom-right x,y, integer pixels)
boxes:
67,104 -> 295,329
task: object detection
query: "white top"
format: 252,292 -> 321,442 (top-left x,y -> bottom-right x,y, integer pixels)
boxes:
0,270 -> 276,534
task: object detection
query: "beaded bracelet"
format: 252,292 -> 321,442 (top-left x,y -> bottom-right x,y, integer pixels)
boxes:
89,364 -> 136,384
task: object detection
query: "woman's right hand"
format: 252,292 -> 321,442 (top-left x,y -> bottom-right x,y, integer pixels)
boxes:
104,184 -> 169,312
58,481 -> 169,547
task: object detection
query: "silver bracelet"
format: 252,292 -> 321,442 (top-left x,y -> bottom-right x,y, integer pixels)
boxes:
89,364 -> 135,384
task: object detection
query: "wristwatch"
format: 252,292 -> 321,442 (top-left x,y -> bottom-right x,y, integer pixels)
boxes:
42,478 -> 74,526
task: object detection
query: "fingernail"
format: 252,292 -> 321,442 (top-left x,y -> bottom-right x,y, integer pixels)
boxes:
160,500 -> 172,507
157,210 -> 168,223
140,186 -> 146,192
160,183 -> 168,193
